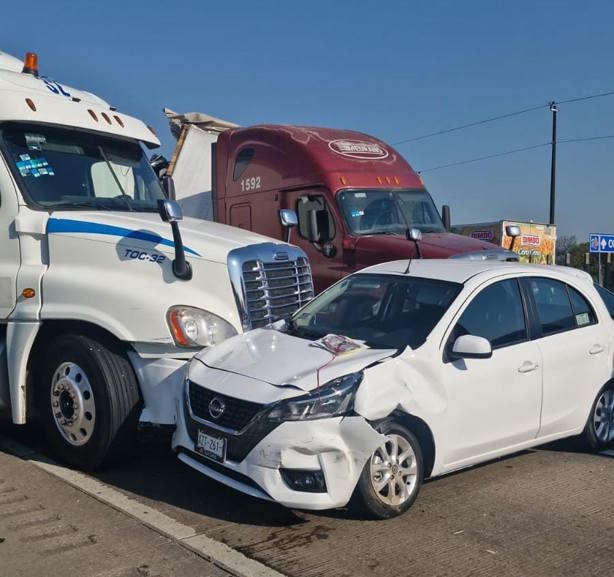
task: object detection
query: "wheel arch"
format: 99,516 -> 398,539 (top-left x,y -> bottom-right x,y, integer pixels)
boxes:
389,410 -> 436,478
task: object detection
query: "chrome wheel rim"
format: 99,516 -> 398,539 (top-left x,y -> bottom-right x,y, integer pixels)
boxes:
369,433 -> 418,506
50,362 -> 96,446
594,389 -> 614,443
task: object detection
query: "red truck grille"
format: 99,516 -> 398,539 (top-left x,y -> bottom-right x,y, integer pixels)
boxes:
242,257 -> 314,328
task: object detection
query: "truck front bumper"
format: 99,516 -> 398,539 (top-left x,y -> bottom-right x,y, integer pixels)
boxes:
172,395 -> 384,510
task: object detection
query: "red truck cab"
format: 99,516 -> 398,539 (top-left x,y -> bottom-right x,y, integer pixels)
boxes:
165,113 -> 515,293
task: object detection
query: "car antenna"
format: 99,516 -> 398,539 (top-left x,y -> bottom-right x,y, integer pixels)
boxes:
404,228 -> 423,274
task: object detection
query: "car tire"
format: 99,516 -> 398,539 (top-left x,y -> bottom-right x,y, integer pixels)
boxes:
354,420 -> 423,519
36,334 -> 141,471
581,381 -> 614,452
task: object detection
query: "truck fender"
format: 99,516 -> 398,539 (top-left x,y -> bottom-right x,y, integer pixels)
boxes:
6,321 -> 40,424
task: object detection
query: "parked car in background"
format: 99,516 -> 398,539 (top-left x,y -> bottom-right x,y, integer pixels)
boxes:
173,259 -> 614,518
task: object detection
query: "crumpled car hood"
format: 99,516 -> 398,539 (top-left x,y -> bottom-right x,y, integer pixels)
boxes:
195,328 -> 397,392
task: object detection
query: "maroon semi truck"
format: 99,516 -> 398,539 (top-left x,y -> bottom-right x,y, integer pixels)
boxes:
163,109 -> 516,293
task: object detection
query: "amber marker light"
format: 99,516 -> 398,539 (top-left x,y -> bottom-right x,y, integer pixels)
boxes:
167,309 -> 190,347
376,176 -> 383,184
22,52 -> 39,76
339,176 -> 347,185
22,288 -> 35,299
88,109 -> 98,121
25,98 -> 36,111
113,115 -> 125,127
394,176 -> 400,185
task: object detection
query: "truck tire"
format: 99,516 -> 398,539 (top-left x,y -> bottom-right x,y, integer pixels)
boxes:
35,334 -> 141,471
353,420 -> 423,519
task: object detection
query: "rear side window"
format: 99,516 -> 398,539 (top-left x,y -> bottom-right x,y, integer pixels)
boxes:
528,278 -> 576,335
233,148 -> 254,181
595,284 -> 614,319
567,286 -> 597,327
450,279 -> 527,349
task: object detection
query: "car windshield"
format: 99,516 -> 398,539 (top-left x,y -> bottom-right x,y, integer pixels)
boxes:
0,122 -> 165,212
286,273 -> 462,349
337,188 -> 445,235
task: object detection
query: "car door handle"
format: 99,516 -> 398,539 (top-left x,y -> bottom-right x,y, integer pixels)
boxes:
589,344 -> 604,355
518,361 -> 539,373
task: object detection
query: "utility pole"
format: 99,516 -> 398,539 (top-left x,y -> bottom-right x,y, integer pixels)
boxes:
549,102 -> 557,225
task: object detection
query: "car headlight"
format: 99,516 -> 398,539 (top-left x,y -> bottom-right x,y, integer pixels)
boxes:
167,306 -> 238,348
265,372 -> 363,422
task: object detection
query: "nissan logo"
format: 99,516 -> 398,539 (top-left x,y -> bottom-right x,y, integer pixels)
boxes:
208,397 -> 226,420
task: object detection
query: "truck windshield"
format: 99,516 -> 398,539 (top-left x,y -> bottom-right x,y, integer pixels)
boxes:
0,123 -> 165,212
286,273 -> 461,350
337,189 -> 445,235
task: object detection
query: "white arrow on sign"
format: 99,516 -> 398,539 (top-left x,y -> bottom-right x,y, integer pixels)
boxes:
601,238 -> 607,250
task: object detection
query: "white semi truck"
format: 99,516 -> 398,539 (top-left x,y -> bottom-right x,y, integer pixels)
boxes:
0,51 -> 313,470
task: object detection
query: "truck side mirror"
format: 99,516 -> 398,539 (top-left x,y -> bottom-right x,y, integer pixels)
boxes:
160,175 -> 176,201
307,209 -> 333,244
441,205 -> 451,231
157,199 -> 192,281
279,209 -> 298,243
158,199 -> 183,222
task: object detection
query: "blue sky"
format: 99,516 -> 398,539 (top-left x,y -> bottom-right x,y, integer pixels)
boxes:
4,0 -> 613,241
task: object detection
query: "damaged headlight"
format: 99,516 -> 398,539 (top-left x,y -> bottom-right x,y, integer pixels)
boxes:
266,372 -> 363,422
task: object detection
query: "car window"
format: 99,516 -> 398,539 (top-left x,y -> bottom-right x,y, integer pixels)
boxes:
450,279 -> 527,349
528,277 -> 575,335
594,284 -> 614,319
567,285 -> 597,327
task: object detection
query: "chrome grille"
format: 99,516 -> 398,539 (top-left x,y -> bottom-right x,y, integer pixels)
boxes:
228,243 -> 314,330
242,257 -> 313,328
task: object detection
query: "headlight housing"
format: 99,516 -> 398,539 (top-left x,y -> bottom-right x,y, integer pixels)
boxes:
167,306 -> 238,348
265,372 -> 363,422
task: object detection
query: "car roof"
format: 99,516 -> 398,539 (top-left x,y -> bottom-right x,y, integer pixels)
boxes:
359,259 -> 594,286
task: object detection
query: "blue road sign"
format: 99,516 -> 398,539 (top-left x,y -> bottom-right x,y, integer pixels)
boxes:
589,234 -> 614,253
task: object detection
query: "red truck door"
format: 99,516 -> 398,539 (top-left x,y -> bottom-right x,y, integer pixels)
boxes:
283,190 -> 345,293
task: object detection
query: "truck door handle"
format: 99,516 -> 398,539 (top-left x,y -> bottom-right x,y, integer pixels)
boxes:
589,344 -> 604,355
518,361 -> 539,373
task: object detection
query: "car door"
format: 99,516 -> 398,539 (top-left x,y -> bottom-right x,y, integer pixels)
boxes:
0,156 -> 21,319
439,278 -> 542,470
524,277 -> 611,437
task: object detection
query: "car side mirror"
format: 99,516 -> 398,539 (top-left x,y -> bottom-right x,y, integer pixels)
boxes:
160,175 -> 176,201
451,335 -> 492,359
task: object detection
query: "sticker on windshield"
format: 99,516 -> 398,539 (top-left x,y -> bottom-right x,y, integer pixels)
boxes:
351,209 -> 364,218
25,133 -> 46,151
16,156 -> 54,178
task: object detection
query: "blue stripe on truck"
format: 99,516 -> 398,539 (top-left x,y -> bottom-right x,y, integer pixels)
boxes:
47,218 -> 201,256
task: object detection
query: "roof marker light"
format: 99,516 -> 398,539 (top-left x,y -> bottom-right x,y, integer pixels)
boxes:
147,125 -> 157,136
88,109 -> 98,122
385,176 -> 391,184
339,176 -> 347,185
114,115 -> 124,127
394,176 -> 400,185
22,52 -> 39,76
376,176 -> 383,184
101,112 -> 112,125
25,98 -> 36,112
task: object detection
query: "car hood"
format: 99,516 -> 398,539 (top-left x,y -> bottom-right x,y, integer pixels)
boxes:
47,211 -> 277,264
195,328 -> 397,392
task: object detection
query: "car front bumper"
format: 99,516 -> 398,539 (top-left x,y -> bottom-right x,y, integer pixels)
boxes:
172,395 -> 384,510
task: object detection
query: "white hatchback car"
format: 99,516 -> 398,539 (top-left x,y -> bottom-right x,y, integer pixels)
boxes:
172,260 -> 614,518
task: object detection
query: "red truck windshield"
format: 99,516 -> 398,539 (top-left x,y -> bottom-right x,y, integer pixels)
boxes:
337,189 -> 445,235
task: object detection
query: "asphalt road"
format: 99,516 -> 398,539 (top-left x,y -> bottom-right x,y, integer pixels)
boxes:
1,422 -> 613,577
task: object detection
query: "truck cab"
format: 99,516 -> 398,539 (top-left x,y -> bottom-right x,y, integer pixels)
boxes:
166,112 -> 516,293
0,52 -> 312,469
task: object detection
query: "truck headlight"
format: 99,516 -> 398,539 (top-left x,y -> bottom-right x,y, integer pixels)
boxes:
167,306 -> 238,348
265,372 -> 363,422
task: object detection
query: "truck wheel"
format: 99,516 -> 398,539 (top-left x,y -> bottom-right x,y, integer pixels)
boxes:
353,420 -> 423,519
581,381 -> 614,452
36,334 -> 141,471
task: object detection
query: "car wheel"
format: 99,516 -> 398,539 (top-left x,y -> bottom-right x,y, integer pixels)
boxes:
36,334 -> 141,471
582,381 -> 614,452
354,420 -> 423,519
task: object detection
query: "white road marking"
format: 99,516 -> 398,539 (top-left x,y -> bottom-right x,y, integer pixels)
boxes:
0,435 -> 287,577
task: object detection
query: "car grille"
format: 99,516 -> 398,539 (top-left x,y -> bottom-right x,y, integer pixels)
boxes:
188,382 -> 263,432
241,257 -> 314,328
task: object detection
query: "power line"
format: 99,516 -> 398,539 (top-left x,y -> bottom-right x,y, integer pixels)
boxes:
394,89 -> 614,146
416,134 -> 614,174
392,104 -> 548,145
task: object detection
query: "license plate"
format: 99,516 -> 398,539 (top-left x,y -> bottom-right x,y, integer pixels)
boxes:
196,430 -> 226,463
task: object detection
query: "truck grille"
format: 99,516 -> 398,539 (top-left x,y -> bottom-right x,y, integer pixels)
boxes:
228,243 -> 314,330
242,257 -> 313,328
188,382 -> 263,432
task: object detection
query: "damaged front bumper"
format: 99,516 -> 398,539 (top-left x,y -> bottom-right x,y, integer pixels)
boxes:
172,395 -> 384,510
